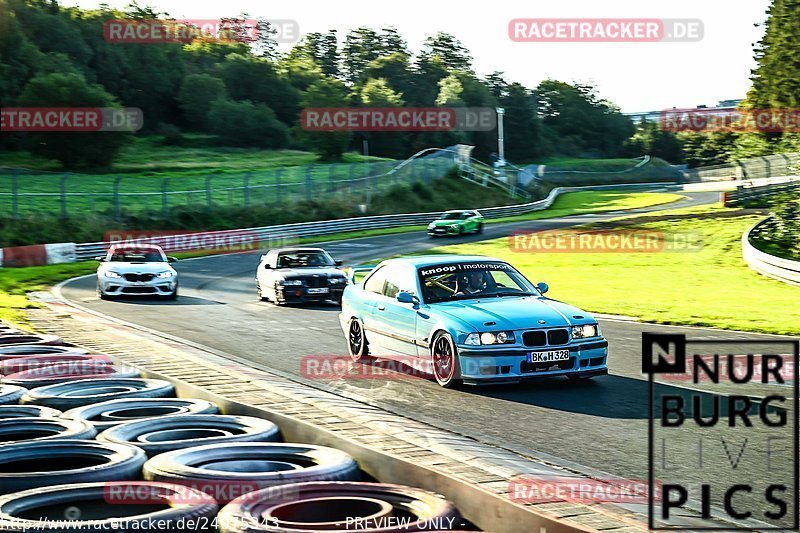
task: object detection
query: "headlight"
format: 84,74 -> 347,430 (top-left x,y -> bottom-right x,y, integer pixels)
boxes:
279,279 -> 303,286
427,223 -> 435,229
465,332 -> 515,345
449,224 -> 459,229
572,324 -> 599,339
104,271 -> 121,278
156,271 -> 173,278
329,277 -> 347,284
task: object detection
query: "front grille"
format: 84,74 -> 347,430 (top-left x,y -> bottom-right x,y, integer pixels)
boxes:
121,287 -> 157,294
123,273 -> 155,282
547,329 -> 569,345
522,331 -> 547,347
521,357 -> 576,373
303,277 -> 327,288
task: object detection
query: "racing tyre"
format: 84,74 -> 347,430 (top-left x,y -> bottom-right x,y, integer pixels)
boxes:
0,417 -> 96,443
20,378 -> 175,410
0,405 -> 61,419
218,481 -> 461,532
0,439 -> 145,494
0,482 -> 217,532
0,385 -> 25,405
0,333 -> 62,346
0,345 -> 87,357
62,398 -> 219,430
0,354 -> 112,375
346,318 -> 372,363
431,332 -> 461,389
3,364 -> 140,388
98,414 -> 281,456
144,442 -> 360,503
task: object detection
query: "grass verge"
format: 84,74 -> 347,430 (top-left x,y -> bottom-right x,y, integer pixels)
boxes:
422,204 -> 800,335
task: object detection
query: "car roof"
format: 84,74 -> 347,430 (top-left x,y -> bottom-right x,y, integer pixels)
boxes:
108,244 -> 164,252
271,248 -> 325,254
383,255 -> 505,268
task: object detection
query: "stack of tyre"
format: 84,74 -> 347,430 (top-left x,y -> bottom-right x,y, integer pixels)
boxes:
0,326 -> 468,532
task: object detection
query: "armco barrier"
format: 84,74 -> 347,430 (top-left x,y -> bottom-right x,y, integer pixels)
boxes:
0,243 -> 76,267
70,182 -> 678,262
742,219 -> 800,286
723,175 -> 800,206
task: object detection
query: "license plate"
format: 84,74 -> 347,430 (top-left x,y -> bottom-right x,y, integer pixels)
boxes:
307,287 -> 330,294
434,229 -> 446,233
527,350 -> 570,363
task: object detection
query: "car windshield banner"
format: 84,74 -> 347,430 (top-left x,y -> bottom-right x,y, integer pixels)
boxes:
418,262 -> 512,279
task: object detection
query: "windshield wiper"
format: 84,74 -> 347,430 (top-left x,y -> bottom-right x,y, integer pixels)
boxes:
493,291 -> 534,297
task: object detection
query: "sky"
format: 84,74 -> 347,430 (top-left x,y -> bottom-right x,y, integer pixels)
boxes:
69,0 -> 771,113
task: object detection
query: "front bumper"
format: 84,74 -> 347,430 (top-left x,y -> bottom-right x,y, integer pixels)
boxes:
98,276 -> 176,297
427,226 -> 460,236
456,340 -> 609,384
275,285 -> 345,304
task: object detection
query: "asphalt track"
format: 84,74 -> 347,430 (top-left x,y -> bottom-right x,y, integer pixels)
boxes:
61,190 -> 798,525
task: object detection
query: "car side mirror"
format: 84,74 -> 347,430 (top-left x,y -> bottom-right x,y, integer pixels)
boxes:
536,282 -> 549,294
95,256 -> 106,262
167,256 -> 178,263
397,291 -> 419,305
334,260 -> 343,266
263,263 -> 272,269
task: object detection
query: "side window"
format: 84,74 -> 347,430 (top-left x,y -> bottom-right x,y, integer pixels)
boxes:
383,265 -> 413,299
364,267 -> 387,294
460,212 -> 469,219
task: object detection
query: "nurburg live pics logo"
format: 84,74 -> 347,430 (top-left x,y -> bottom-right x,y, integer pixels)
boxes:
642,333 -> 800,530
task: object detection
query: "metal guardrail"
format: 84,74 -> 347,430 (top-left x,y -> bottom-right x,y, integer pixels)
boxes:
723,176 -> 800,206
73,182 -> 676,261
742,219 -> 800,286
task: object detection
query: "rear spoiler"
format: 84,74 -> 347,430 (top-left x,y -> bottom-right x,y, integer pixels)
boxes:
344,264 -> 377,285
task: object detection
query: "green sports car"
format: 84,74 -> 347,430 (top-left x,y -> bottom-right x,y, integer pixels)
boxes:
427,210 -> 485,237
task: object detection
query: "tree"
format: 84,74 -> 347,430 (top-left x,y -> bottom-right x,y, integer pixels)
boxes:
217,54 -> 299,124
357,78 -> 407,156
293,78 -> 352,160
208,99 -> 288,148
421,32 -> 472,72
536,80 -> 634,156
279,45 -> 325,91
17,72 -> 130,169
500,83 -> 542,161
178,73 -> 227,128
301,30 -> 340,77
364,52 -> 411,96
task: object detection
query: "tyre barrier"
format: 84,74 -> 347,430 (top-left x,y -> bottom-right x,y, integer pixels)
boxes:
144,443 -> 360,503
0,353 -> 113,375
0,345 -> 87,357
0,385 -> 25,405
0,482 -> 218,532
0,405 -> 61,419
20,378 -> 175,410
0,417 -> 96,443
0,439 -> 146,494
63,398 -> 219,430
0,332 -> 62,346
98,415 -> 282,457
3,364 -> 140,388
218,482 -> 461,532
